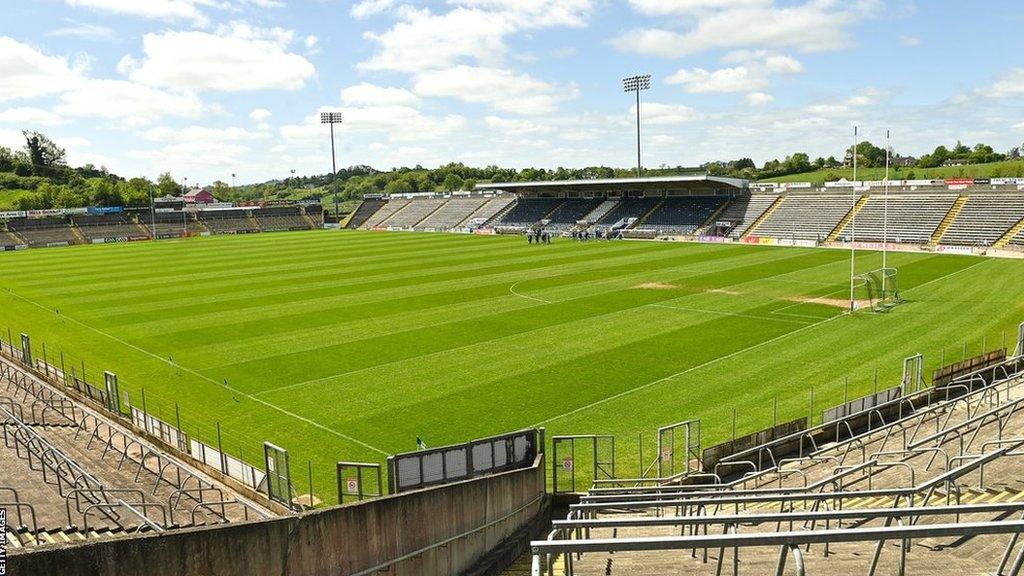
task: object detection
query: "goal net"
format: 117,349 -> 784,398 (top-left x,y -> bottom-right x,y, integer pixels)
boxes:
852,267 -> 900,313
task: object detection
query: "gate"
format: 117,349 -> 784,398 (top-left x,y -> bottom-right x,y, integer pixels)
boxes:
657,419 -> 701,479
337,462 -> 383,503
263,442 -> 294,508
1016,322 -> 1024,357
551,435 -> 615,493
19,333 -> 31,366
902,353 -> 924,394
104,371 -> 122,415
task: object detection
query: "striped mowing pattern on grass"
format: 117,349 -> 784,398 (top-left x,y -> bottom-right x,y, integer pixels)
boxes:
1,230 -> 1022,502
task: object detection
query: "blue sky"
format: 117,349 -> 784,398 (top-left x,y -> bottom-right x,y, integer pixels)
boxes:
2,0 -> 1023,185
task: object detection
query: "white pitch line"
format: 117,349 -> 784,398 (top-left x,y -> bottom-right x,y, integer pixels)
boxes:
535,256 -> 993,427
648,303 -> 812,326
508,280 -> 552,304
2,289 -> 389,456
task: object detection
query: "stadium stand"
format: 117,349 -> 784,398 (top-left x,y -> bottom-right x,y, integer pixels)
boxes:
546,198 -> 605,229
714,194 -> 779,237
579,200 -> 620,224
254,207 -> 315,231
636,196 -> 726,235
752,194 -> 853,241
495,198 -> 564,227
415,197 -> 488,230
71,214 -> 147,243
0,357 -> 273,550
832,194 -> 958,244
346,198 -> 387,229
941,194 -> 1024,246
531,352 -> 1024,576
143,212 -> 203,238
384,198 -> 447,229
7,217 -> 79,248
361,199 -> 410,228
596,197 -> 660,228
199,209 -> 260,234
467,196 -> 516,227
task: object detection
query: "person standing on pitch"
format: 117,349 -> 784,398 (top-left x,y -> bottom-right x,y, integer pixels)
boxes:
527,230 -> 533,244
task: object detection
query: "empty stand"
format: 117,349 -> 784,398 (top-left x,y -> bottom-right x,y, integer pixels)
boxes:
199,210 -> 259,234
385,198 -> 447,229
636,197 -> 726,235
942,194 -> 1024,246
597,197 -> 660,228
7,218 -> 78,248
361,199 -> 410,228
346,199 -> 386,229
496,198 -> 564,227
754,195 -> 852,241
72,214 -> 146,242
545,199 -> 605,229
714,195 -> 779,237
254,207 -> 314,232
833,194 -> 957,244
416,197 -> 488,229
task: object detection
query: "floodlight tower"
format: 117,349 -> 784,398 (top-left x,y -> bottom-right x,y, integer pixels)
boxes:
320,111 -> 344,218
623,74 -> 652,178
883,129 -> 891,298
849,127 -> 858,312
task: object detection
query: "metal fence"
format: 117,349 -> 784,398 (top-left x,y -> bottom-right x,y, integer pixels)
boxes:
387,429 -> 539,494
822,385 -> 902,423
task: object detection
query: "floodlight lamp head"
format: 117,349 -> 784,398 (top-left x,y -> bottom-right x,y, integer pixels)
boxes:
320,112 -> 343,124
623,74 -> 652,93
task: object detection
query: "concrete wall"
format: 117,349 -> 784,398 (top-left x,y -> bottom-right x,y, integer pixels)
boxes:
9,455 -> 547,576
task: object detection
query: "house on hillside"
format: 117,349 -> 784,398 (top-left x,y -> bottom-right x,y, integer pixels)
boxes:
184,188 -> 216,205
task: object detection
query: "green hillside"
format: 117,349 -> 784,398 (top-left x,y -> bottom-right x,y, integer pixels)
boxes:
761,160 -> 1024,185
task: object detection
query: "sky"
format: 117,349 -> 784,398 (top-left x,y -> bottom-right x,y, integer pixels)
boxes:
2,0 -> 1024,185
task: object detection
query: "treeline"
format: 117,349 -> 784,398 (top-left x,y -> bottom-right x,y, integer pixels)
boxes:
706,140 -> 1024,180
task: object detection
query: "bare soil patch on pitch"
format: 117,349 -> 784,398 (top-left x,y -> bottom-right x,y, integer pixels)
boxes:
635,282 -> 678,290
707,288 -> 741,296
786,295 -> 870,310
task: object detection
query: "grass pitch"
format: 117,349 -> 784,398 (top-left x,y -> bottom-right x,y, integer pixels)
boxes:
1,230 -> 1022,501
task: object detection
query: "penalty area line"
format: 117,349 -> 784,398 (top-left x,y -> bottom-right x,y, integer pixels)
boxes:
3,289 -> 389,456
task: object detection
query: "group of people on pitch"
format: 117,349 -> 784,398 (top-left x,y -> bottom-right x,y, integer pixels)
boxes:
526,230 -> 551,244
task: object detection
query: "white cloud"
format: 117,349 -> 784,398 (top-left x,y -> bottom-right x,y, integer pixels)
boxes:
484,116 -> 553,134
280,107 -> 467,145
351,0 -> 395,19
65,0 -> 209,25
633,102 -> 701,124
745,92 -> 774,106
413,65 -> 576,114
985,69 -> 1024,98
899,35 -> 921,47
46,21 -> 116,41
0,107 -> 66,126
122,23 -> 315,92
304,35 -> 318,48
0,36 -> 85,103
341,83 -> 420,107
668,51 -> 802,93
627,0 -> 769,16
56,79 -> 211,127
249,108 -> 272,122
613,1 -> 873,57
139,125 -> 269,143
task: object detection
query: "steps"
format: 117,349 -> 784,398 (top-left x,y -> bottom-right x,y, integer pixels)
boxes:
378,201 -> 412,227
582,199 -> 621,224
2,229 -> 24,246
696,198 -> 731,235
540,200 -> 568,223
741,196 -> 785,237
5,524 -> 155,549
412,199 -> 450,228
303,213 -> 321,229
133,221 -> 152,239
994,214 -> 1024,248
931,194 -> 969,244
479,199 -> 517,228
246,213 -> 262,232
631,199 -> 665,228
69,225 -> 87,244
826,194 -> 870,242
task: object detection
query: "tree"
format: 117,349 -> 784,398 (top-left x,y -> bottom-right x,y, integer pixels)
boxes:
22,131 -> 66,168
156,173 -> 179,197
89,179 -> 123,207
52,186 -> 88,209
442,173 -> 464,191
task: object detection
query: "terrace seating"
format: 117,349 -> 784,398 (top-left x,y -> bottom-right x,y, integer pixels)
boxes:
532,355 -> 1024,576
361,199 -> 410,228
715,195 -> 779,237
7,218 -> 78,248
385,198 -> 447,229
495,198 -> 564,227
143,212 -> 203,238
941,194 -> 1024,246
755,195 -> 852,241
834,194 -> 957,244
597,197 -> 660,227
255,207 -> 313,231
415,197 -> 488,230
468,197 -> 515,227
636,196 -> 726,235
346,199 -> 386,229
72,214 -> 145,243
0,358 -> 273,550
545,198 -> 605,230
199,210 -> 259,234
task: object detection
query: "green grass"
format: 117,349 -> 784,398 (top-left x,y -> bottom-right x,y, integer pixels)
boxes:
1,230 -> 1022,502
760,160 -> 1024,185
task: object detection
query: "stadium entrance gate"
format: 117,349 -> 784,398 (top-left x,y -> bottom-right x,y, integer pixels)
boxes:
902,353 -> 924,394
336,462 -> 383,503
657,419 -> 701,479
551,435 -> 615,494
263,442 -> 294,508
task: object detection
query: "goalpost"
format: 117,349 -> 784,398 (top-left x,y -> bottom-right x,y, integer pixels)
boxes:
853,267 -> 901,312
